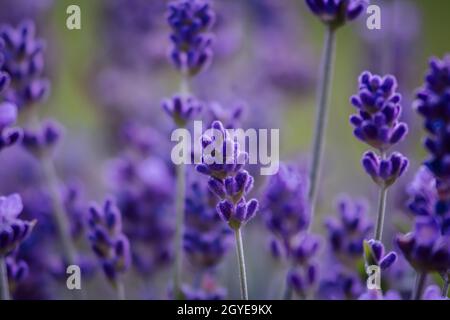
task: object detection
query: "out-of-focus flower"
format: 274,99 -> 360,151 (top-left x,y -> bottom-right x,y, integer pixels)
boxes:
6,254 -> 28,292
0,102 -> 22,151
305,0 -> 368,29
167,0 -> 215,76
21,119 -> 62,157
422,285 -> 448,300
162,95 -> 203,127
395,217 -> 449,273
0,194 -> 35,256
325,196 -> 373,264
87,198 -> 131,282
0,20 -> 49,109
358,289 -> 401,300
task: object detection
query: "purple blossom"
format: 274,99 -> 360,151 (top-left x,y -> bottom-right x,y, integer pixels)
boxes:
21,119 -> 63,157
325,196 -> 373,262
350,72 -> 408,152
395,217 -> 449,273
167,0 -> 215,76
6,255 -> 29,292
422,285 -> 448,300
162,94 -> 202,127
262,163 -> 311,246
87,198 -> 131,282
0,20 -> 50,109
363,239 -> 397,270
358,289 -> 401,300
361,151 -> 408,188
0,102 -> 22,151
305,0 -> 368,29
0,194 -> 35,256
407,166 -> 437,218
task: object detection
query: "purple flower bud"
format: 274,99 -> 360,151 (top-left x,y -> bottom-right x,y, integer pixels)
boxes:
305,0 -> 368,29
162,95 -> 202,127
361,151 -> 408,187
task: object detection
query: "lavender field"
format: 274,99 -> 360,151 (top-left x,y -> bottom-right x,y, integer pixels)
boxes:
0,0 -> 449,301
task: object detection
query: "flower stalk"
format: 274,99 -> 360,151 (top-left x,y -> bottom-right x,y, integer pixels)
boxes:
412,272 -> 427,300
234,228 -> 248,300
0,256 -> 10,300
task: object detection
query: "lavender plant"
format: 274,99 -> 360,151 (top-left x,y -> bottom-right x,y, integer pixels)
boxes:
196,121 -> 259,300
87,198 -> 131,300
305,0 -> 368,222
163,0 -> 214,299
401,55 -> 450,299
0,20 -> 79,276
350,72 -> 409,241
0,194 -> 35,300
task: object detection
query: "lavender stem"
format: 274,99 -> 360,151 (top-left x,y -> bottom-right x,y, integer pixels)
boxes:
41,156 -> 78,268
374,186 -> 388,241
412,272 -> 427,300
115,278 -> 126,300
173,160 -> 186,299
308,26 -> 336,225
442,275 -> 449,298
234,228 -> 249,300
0,256 -> 10,300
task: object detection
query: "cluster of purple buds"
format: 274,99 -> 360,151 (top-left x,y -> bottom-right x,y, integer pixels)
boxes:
180,275 -> 226,300
415,56 -> 450,214
87,198 -> 131,283
305,0 -> 368,30
262,164 -> 311,251
395,217 -> 449,273
0,194 -> 35,257
351,72 -> 409,187
363,239 -> 397,270
325,196 -> 373,264
184,178 -> 232,269
21,119 -> 62,157
167,0 -> 215,76
0,102 -> 22,151
0,20 -> 49,109
162,95 -> 203,127
286,233 -> 321,298
196,121 -> 258,230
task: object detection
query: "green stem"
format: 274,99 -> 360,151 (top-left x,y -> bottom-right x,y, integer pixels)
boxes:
0,256 -> 10,300
173,162 -> 186,300
412,272 -> 427,300
234,228 -> 249,300
41,156 -> 78,267
115,278 -> 126,300
308,26 -> 337,227
442,275 -> 449,298
374,186 -> 388,241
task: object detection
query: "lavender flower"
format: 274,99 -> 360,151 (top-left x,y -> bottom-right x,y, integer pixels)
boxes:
363,239 -> 397,270
0,20 -> 49,109
358,289 -> 401,300
21,119 -> 62,157
362,151 -> 408,188
0,102 -> 22,151
422,285 -> 448,300
305,0 -> 368,29
325,196 -> 373,263
262,163 -> 311,247
87,198 -> 131,296
167,0 -> 215,76
395,217 -> 449,274
162,95 -> 202,127
5,255 -> 28,293
0,194 -> 35,256
350,72 -> 408,152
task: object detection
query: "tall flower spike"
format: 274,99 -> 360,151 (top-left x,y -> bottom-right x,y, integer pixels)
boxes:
0,20 -> 50,109
305,0 -> 368,29
167,0 -> 215,76
87,198 -> 131,293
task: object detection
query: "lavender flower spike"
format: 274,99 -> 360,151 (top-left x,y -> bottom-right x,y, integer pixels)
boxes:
0,194 -> 35,300
0,102 -> 22,152
167,0 -> 215,76
88,198 -> 131,300
306,0 -> 368,30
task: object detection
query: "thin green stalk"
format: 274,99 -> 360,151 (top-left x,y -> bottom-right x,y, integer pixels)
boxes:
412,272 -> 427,300
173,162 -> 186,300
234,228 -> 249,300
0,256 -> 10,300
442,276 -> 449,298
308,26 -> 337,226
115,278 -> 126,300
374,186 -> 388,241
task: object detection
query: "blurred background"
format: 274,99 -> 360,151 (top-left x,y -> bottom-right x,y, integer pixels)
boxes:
0,0 -> 449,299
